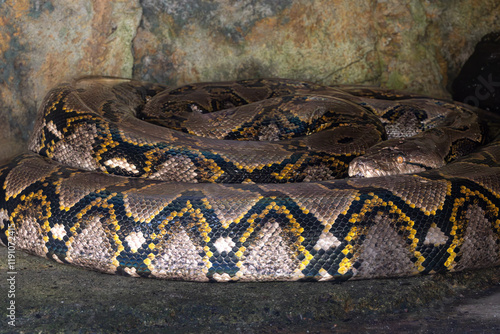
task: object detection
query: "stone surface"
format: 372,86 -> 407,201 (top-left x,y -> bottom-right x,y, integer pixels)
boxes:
132,0 -> 500,96
0,0 -> 142,159
0,0 -> 499,160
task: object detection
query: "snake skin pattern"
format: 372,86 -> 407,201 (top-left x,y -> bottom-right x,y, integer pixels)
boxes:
1,77 -> 499,282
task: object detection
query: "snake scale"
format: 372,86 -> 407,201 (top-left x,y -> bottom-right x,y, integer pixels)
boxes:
1,76 -> 500,282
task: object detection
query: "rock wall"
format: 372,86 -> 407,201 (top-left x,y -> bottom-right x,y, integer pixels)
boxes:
1,0 -> 499,159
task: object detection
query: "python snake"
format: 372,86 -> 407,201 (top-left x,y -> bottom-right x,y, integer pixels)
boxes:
1,77 -> 499,282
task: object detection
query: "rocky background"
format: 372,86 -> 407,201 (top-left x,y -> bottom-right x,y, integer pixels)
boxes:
1,0 -> 499,160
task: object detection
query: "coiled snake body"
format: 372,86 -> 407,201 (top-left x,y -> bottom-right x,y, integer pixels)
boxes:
1,77 -> 499,281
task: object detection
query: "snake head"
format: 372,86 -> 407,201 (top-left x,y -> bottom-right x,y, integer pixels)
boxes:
348,138 -> 444,178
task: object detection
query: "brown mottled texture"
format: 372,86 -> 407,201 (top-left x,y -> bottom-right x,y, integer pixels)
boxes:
0,1 -> 499,161
133,0 -> 499,96
0,0 -> 141,160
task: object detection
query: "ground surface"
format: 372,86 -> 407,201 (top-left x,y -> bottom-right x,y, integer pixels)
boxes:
0,247 -> 499,333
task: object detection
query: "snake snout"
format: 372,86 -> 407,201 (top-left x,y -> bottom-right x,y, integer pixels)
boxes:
348,148 -> 417,178
348,156 -> 387,178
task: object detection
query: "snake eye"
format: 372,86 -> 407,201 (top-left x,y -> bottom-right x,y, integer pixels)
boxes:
396,155 -> 404,164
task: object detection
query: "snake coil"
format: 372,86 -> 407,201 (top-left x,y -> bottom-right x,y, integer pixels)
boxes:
0,77 -> 499,281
